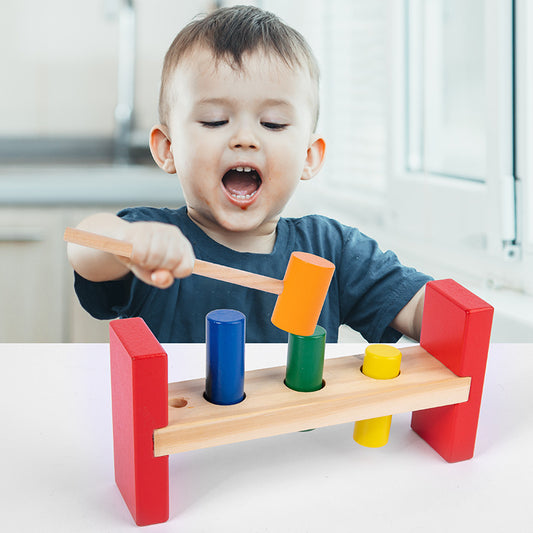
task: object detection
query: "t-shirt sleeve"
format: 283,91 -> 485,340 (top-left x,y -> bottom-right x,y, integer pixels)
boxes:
338,227 -> 432,343
73,272 -> 135,319
71,207 -> 157,320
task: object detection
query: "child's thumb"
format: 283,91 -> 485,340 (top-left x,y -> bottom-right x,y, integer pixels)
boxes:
150,269 -> 174,287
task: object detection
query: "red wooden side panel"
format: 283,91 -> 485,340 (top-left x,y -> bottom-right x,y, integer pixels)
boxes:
110,318 -> 169,526
411,279 -> 494,463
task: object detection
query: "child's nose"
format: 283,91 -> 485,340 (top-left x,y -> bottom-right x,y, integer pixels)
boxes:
229,124 -> 260,150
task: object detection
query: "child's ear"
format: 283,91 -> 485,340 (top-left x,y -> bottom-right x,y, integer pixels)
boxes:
149,125 -> 176,174
301,136 -> 326,181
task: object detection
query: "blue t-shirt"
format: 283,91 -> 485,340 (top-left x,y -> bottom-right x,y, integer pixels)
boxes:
74,206 -> 432,343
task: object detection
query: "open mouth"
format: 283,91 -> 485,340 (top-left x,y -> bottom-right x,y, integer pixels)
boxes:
222,166 -> 262,203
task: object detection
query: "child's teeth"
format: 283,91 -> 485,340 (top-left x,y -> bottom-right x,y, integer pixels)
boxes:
233,166 -> 253,172
231,190 -> 257,200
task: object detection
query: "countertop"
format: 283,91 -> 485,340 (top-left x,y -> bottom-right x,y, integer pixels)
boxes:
1,342 -> 531,532
0,165 -> 184,206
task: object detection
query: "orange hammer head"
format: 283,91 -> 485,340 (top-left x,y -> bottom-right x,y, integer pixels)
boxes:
271,252 -> 335,336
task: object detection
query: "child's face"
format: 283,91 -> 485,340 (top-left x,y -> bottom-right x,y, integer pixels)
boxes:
152,47 -> 324,241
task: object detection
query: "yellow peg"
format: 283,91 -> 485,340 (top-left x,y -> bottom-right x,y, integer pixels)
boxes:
354,344 -> 402,448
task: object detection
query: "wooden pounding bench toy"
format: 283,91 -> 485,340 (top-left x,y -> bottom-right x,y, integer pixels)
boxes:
64,228 -> 494,526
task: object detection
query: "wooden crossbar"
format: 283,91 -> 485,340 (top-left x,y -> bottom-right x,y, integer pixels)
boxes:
153,345 -> 470,457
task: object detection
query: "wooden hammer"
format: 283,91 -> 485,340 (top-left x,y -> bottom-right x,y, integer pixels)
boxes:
64,227 -> 335,336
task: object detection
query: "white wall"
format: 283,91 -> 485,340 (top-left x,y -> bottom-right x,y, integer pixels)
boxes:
0,0 -> 213,137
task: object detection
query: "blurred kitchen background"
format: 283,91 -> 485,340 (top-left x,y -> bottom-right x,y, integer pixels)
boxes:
1,0 -> 531,342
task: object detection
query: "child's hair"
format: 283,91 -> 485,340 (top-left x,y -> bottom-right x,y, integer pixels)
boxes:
158,5 -> 320,129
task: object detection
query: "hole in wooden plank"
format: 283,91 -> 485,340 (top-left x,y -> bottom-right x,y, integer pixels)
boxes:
202,391 -> 246,405
283,379 -> 326,392
169,397 -> 188,408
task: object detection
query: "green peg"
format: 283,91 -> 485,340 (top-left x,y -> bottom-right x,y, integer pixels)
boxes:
285,325 -> 326,392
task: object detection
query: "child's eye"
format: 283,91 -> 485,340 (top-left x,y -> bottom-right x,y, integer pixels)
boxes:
200,120 -> 228,128
261,122 -> 288,130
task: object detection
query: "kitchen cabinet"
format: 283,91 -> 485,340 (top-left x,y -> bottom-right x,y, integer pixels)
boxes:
0,208 -> 66,341
0,163 -> 185,342
0,207 -> 117,342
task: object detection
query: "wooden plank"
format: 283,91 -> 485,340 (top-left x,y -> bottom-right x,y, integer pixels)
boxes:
411,279 -> 494,462
110,318 -> 169,526
154,345 -> 470,456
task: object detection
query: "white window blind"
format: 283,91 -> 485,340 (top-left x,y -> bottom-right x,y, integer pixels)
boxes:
263,0 -> 389,199
321,1 -> 388,196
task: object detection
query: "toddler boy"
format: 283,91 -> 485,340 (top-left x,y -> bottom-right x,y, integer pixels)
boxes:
68,5 -> 432,343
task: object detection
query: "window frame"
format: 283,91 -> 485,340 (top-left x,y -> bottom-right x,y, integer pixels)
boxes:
515,0 -> 533,295
386,0 -> 525,286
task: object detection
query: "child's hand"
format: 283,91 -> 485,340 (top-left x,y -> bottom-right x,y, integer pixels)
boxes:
118,221 -> 195,289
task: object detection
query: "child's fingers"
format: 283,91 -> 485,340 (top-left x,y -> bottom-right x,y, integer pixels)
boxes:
150,269 -> 174,288
169,239 -> 195,279
114,255 -> 171,288
126,254 -> 192,288
119,221 -> 196,287
127,223 -> 193,272
128,265 -> 173,289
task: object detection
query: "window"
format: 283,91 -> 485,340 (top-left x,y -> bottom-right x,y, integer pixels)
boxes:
406,0 -> 488,182
260,0 -> 532,292
263,0 -> 391,223
515,0 -> 533,295
389,0 -> 524,275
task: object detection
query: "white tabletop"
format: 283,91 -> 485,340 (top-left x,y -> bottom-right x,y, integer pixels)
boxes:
1,342 -> 532,532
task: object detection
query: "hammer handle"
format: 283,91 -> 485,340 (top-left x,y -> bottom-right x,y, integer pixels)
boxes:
192,259 -> 283,295
64,227 -> 284,295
